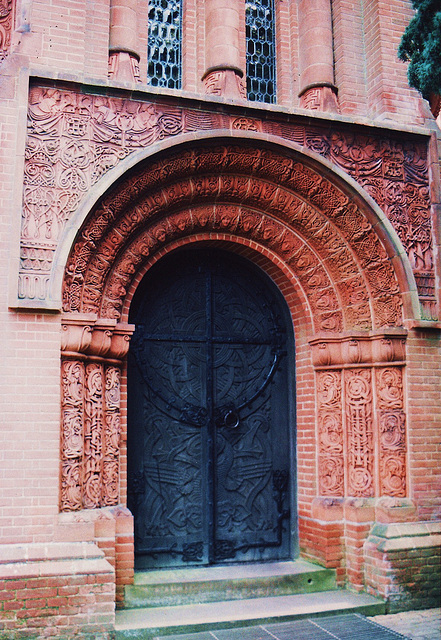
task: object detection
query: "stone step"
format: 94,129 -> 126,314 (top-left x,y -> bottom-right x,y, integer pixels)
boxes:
124,560 -> 336,608
115,590 -> 386,639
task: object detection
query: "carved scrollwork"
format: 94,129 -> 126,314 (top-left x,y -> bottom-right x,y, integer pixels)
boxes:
345,369 -> 374,497
317,371 -> 344,496
83,363 -> 103,509
60,359 -> 124,511
61,360 -> 85,511
20,84 -> 427,320
376,368 -> 406,497
102,366 -> 121,506
60,317 -> 132,511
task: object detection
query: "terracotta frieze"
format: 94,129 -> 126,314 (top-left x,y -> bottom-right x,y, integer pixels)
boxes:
19,83 -> 435,320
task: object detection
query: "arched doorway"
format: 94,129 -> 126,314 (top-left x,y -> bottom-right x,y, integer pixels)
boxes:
127,247 -> 295,569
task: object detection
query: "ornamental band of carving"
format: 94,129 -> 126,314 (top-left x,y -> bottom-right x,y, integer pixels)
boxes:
21,84 -> 435,320
61,145 -> 404,330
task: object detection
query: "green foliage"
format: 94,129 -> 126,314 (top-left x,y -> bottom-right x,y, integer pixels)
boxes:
398,0 -> 441,99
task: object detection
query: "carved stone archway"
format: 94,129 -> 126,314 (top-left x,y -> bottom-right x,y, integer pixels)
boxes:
59,139 -> 411,570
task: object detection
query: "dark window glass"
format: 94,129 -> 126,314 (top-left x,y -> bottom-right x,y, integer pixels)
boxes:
148,0 -> 182,89
246,0 -> 276,103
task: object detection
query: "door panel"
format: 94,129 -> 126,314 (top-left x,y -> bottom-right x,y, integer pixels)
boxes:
128,249 -> 292,568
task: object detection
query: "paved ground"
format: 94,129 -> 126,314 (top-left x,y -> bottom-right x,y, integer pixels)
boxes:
151,611 -> 441,640
369,609 -> 441,640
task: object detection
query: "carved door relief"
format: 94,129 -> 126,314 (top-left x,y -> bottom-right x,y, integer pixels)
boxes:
127,249 -> 293,568
60,315 -> 134,511
310,333 -> 407,499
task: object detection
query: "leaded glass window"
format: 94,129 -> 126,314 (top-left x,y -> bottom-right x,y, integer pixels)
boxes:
246,0 -> 276,103
148,0 -> 182,89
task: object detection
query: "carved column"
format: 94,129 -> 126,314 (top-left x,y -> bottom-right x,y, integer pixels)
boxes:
297,0 -> 339,112
310,331 -> 407,498
202,0 -> 245,99
60,314 -> 134,511
108,0 -> 141,82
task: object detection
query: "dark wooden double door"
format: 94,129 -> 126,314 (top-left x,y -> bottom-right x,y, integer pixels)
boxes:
128,249 -> 293,568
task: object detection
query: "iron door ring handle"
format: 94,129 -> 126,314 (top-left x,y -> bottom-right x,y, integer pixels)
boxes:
223,409 -> 240,429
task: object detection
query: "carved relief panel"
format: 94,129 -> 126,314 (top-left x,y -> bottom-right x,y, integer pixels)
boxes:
20,83 -> 435,323
311,333 -> 407,499
376,367 -> 406,497
60,316 -> 133,511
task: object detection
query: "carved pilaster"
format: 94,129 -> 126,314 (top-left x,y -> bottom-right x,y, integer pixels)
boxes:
61,360 -> 85,511
108,0 -> 141,83
310,330 -> 407,500
60,315 -> 134,511
345,368 -> 374,497
376,367 -> 406,497
317,370 -> 344,496
103,366 -> 121,506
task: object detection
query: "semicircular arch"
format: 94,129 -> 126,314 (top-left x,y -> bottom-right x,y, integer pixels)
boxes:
61,135 -> 417,330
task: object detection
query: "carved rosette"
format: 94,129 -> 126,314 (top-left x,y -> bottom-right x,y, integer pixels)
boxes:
310,331 -> 407,500
60,315 -> 134,511
376,367 -> 406,497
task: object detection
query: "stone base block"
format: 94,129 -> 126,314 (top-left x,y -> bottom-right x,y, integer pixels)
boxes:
364,521 -> 441,612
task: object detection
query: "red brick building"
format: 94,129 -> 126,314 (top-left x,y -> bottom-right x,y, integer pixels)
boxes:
0,0 -> 440,637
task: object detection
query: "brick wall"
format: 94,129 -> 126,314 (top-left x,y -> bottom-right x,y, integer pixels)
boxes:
365,522 -> 441,611
406,330 -> 441,520
0,542 -> 115,639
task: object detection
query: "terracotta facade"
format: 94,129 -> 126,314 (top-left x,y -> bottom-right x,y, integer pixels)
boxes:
0,0 -> 440,637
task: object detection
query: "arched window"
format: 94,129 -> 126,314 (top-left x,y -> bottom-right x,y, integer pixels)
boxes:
246,0 -> 276,103
148,0 -> 182,89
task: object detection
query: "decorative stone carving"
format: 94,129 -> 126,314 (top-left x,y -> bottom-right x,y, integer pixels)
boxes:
299,86 -> 340,113
203,69 -> 246,99
60,142 -> 405,332
108,51 -> 140,83
311,332 -> 407,500
317,371 -> 344,496
345,368 -> 374,497
376,367 -> 406,497
61,360 -> 85,511
0,0 -> 13,62
20,83 -> 434,320
309,331 -> 407,368
60,315 -> 133,511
